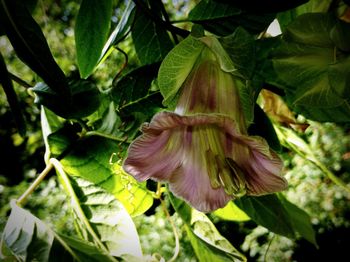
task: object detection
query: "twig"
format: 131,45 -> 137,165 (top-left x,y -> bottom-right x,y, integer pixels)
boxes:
156,183 -> 180,262
17,162 -> 54,206
112,47 -> 129,87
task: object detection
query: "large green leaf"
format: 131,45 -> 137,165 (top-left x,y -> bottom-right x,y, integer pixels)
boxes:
168,192 -> 246,262
158,35 -> 205,108
278,195 -> 317,246
75,0 -> 113,78
131,7 -> 174,65
219,27 -> 256,79
0,201 -> 124,261
0,52 -> 26,136
267,13 -> 350,122
0,0 -> 68,95
54,134 -> 153,216
53,161 -> 143,259
235,195 -> 295,238
1,200 -> 54,261
33,78 -> 101,119
188,0 -> 275,35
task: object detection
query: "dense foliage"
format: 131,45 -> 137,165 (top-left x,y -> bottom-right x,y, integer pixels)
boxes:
1,0 -> 350,261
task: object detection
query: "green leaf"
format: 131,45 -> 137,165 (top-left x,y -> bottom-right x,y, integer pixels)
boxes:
0,0 -> 68,95
111,63 -> 163,116
278,195 -> 317,246
235,195 -> 295,238
33,78 -> 101,119
213,0 -> 309,13
131,8 -> 174,64
219,27 -> 256,79
99,165 -> 154,217
99,0 -> 136,65
213,201 -> 250,222
1,201 -> 119,262
51,234 -> 117,262
54,161 -> 143,259
158,35 -> 205,107
188,0 -> 241,20
0,52 -> 26,136
188,0 -> 275,35
58,136 -> 153,216
75,0 -> 113,78
267,13 -> 350,122
168,192 -> 246,262
1,200 -> 54,261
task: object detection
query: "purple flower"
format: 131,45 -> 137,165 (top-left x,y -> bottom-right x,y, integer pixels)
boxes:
123,43 -> 287,212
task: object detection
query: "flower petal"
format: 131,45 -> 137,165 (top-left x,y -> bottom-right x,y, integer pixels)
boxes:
123,125 -> 185,182
168,142 -> 233,213
242,138 -> 287,195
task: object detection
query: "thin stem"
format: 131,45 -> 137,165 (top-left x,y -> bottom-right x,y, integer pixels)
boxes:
17,162 -> 54,206
9,72 -> 33,88
85,130 -> 127,142
158,183 -> 179,262
264,234 -> 275,262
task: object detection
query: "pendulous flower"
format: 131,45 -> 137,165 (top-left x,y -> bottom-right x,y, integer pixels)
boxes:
123,37 -> 287,212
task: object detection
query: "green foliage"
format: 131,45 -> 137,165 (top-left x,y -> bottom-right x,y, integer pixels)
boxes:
169,192 -> 246,262
132,4 -> 174,65
267,13 -> 350,122
158,34 -> 205,108
75,0 -> 113,78
1,0 -> 350,261
0,0 -> 68,95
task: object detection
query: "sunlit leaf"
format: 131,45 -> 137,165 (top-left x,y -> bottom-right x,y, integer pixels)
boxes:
57,135 -> 153,216
213,202 -> 250,222
158,35 -> 205,108
54,161 -> 143,259
235,195 -> 295,239
75,0 -> 113,78
132,8 -> 174,64
0,0 -> 68,94
100,165 -> 154,217
1,200 -> 54,261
